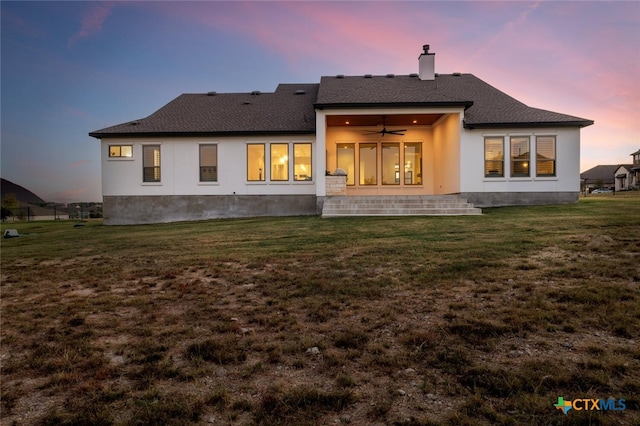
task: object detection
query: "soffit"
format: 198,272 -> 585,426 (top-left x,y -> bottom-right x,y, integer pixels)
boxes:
326,114 -> 443,127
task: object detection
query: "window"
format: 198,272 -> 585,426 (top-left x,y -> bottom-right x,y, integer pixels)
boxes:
294,143 -> 312,181
337,143 -> 355,185
359,143 -> 377,185
200,144 -> 218,182
142,145 -> 161,182
510,137 -> 530,177
247,144 -> 265,181
270,144 -> 289,181
109,145 -> 132,158
484,137 -> 504,177
382,143 -> 400,185
404,143 -> 422,185
536,136 -> 556,177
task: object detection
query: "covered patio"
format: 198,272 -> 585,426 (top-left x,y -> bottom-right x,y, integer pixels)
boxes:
318,110 -> 464,197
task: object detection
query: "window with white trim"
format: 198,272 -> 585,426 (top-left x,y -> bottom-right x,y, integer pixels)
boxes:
200,144 -> 218,182
109,145 -> 132,158
484,137 -> 504,177
247,144 -> 265,181
142,145 -> 161,182
510,136 -> 530,177
294,143 -> 312,181
536,136 -> 556,177
270,143 -> 289,181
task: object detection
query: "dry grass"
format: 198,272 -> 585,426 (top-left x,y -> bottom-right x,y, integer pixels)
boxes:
1,192 -> 639,425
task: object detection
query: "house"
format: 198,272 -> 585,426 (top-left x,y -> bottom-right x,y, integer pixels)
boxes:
628,149 -> 640,190
581,148 -> 640,193
580,165 -> 618,193
90,45 -> 593,225
613,149 -> 640,191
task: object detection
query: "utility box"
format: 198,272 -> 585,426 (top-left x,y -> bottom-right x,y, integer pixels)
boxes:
3,229 -> 19,238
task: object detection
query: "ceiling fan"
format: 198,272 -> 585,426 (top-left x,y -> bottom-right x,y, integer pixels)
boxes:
362,116 -> 406,137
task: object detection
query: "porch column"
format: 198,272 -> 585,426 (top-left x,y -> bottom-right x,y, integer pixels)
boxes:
315,110 -> 327,196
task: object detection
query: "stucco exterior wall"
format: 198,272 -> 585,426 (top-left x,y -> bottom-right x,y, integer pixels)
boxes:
99,117 -> 585,224
459,127 -> 581,195
432,113 -> 461,194
101,136 -> 316,197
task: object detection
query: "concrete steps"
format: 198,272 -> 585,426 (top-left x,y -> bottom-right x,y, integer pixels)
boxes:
321,195 -> 482,217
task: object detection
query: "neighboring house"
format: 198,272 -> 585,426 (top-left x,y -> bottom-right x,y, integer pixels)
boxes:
614,149 -> 640,191
580,165 -> 618,192
614,165 -> 634,191
90,45 -> 593,225
630,149 -> 640,190
581,148 -> 640,193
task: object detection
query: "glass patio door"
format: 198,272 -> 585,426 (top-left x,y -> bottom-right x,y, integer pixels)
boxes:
336,141 -> 423,188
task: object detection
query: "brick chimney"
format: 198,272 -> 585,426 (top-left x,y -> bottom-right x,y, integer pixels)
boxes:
418,45 -> 435,80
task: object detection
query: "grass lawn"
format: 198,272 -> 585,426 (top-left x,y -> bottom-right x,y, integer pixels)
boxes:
1,193 -> 639,425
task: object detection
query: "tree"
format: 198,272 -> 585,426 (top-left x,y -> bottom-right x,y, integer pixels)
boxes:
1,206 -> 13,222
2,193 -> 19,210
2,194 -> 20,222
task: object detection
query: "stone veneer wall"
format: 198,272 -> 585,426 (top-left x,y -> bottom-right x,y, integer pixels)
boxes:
103,190 -> 579,224
325,175 -> 347,196
102,195 -> 319,225
460,192 -> 579,208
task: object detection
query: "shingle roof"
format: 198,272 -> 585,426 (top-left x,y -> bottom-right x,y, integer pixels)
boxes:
89,84 -> 318,138
316,73 -> 593,129
315,74 -> 472,107
90,73 -> 592,138
580,165 -> 621,183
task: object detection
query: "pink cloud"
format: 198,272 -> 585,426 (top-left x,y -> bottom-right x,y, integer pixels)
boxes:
144,1 -> 638,171
150,2 -> 455,74
461,1 -> 542,68
69,2 -> 115,46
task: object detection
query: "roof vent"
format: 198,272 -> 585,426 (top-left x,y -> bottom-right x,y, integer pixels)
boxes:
336,74 -> 345,79
295,89 -> 306,95
386,74 -> 395,78
243,101 -> 252,105
206,91 -> 216,96
452,72 -> 461,76
364,74 -> 373,78
251,90 -> 261,95
409,73 -> 418,78
130,121 -> 140,126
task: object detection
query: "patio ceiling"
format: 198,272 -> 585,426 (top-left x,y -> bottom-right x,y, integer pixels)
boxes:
326,113 -> 444,127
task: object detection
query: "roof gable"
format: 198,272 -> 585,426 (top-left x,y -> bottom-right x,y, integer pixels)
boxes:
580,165 -> 622,182
316,73 -> 593,129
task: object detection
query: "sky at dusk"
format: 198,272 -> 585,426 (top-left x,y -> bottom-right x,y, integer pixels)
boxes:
1,1 -> 639,203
